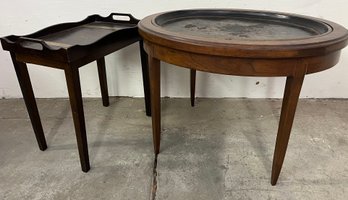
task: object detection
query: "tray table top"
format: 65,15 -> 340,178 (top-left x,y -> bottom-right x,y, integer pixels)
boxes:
1,13 -> 139,52
38,22 -> 136,48
1,13 -> 141,66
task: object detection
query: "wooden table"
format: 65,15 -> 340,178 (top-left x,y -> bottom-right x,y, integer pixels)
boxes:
138,9 -> 348,185
1,13 -> 151,172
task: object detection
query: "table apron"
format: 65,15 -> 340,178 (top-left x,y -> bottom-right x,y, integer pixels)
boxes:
144,41 -> 341,77
15,53 -> 68,69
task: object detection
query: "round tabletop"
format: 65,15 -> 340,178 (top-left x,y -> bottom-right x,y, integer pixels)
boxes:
139,9 -> 348,58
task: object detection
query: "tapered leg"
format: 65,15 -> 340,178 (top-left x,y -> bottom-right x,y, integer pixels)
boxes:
10,53 -> 47,151
64,67 -> 90,172
148,56 -> 161,154
140,40 -> 151,116
190,69 -> 196,107
271,67 -> 306,185
97,57 -> 109,107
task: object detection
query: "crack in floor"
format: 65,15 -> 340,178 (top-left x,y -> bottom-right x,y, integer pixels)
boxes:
151,155 -> 158,200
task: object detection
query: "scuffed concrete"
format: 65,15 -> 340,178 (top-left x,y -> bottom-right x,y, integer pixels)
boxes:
0,98 -> 347,200
0,98 -> 154,200
156,98 -> 348,200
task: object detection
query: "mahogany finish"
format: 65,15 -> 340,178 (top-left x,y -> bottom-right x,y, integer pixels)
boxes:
1,13 -> 151,172
10,52 -> 47,151
149,57 -> 161,154
139,9 -> 348,185
190,69 -> 196,107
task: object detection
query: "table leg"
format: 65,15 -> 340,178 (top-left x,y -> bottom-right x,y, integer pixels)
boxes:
140,40 -> 151,116
149,56 -> 161,154
64,67 -> 90,172
10,53 -> 47,151
190,69 -> 196,107
271,67 -> 306,185
97,57 -> 109,107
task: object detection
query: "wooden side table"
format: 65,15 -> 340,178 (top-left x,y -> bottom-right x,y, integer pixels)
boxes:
139,9 -> 348,185
1,13 -> 151,172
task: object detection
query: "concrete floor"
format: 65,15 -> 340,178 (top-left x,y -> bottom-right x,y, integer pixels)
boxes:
0,98 -> 347,200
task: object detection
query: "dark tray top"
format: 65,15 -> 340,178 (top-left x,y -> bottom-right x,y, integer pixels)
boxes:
155,10 -> 330,41
38,21 -> 135,48
1,13 -> 139,52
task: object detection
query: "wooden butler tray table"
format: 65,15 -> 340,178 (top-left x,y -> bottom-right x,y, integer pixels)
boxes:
138,9 -> 348,185
1,13 -> 151,172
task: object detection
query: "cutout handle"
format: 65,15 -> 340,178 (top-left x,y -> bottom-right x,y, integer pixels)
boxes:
18,37 -> 51,51
112,15 -> 130,21
108,13 -> 138,23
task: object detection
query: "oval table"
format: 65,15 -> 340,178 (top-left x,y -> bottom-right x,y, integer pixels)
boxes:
138,9 -> 348,185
